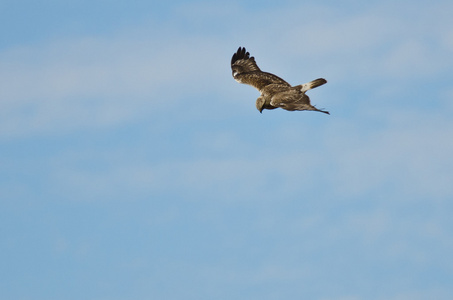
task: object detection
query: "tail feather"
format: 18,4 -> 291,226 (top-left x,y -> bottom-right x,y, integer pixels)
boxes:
299,78 -> 327,92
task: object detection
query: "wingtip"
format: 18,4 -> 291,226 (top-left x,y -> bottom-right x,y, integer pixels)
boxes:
231,46 -> 250,66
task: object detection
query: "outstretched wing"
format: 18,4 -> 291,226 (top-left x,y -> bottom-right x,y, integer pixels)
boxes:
231,47 -> 261,73
231,47 -> 290,91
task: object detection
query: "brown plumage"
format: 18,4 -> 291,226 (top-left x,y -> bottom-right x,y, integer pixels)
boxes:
231,47 -> 329,114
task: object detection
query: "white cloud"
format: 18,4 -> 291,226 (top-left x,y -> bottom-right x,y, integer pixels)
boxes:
0,32 -> 233,138
40,104 -> 453,205
2,3 -> 453,300
245,2 -> 453,84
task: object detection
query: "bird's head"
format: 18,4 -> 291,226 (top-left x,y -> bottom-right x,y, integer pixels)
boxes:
255,97 -> 265,113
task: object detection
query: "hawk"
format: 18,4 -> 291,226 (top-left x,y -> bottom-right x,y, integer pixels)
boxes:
231,47 -> 329,114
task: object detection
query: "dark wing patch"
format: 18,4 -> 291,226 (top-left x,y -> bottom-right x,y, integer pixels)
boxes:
231,47 -> 261,73
231,47 -> 248,66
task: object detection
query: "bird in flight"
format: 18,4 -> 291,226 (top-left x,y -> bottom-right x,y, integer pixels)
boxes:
231,47 -> 329,114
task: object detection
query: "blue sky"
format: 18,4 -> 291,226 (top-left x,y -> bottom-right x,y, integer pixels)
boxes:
1,0 -> 453,299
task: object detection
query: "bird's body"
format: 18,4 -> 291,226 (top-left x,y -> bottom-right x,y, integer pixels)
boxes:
231,47 -> 329,114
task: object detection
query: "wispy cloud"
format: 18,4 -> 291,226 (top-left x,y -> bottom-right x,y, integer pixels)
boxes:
1,2 -> 453,299
1,1 -> 452,139
0,33 -> 231,137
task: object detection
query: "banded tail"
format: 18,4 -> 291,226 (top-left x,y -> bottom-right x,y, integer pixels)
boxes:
298,78 -> 327,93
